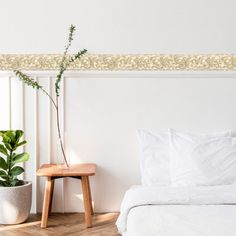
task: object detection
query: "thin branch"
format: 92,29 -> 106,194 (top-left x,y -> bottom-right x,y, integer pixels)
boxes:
65,49 -> 87,68
55,25 -> 76,97
41,88 -> 57,109
56,96 -> 69,167
14,70 -> 57,109
15,25 -> 88,168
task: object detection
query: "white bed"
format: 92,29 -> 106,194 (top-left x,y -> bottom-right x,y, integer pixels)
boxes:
117,129 -> 236,235
116,185 -> 236,236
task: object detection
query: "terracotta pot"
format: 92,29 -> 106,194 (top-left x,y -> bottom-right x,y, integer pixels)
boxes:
0,181 -> 32,224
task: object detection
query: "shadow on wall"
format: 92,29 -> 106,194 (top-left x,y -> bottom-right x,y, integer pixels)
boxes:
63,165 -> 127,213
93,165 -> 128,212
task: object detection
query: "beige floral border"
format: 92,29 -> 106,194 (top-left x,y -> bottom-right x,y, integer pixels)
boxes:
0,54 -> 236,71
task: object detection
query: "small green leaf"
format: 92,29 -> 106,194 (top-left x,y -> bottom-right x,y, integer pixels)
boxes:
13,141 -> 27,150
0,180 -> 7,187
3,142 -> 12,151
0,170 -> 6,176
10,166 -> 24,176
13,152 -> 29,164
0,157 -> 7,170
0,175 -> 8,180
0,130 -> 7,138
5,131 -> 16,143
15,130 -> 23,140
0,144 -> 8,157
15,130 -> 24,145
15,71 -> 42,89
10,179 -> 19,186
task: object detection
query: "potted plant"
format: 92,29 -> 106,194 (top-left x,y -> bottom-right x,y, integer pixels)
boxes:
0,130 -> 31,224
14,25 -> 87,168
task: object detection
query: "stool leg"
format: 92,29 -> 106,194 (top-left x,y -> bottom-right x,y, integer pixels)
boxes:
41,177 -> 53,228
87,178 -> 94,215
81,176 -> 92,228
49,179 -> 54,215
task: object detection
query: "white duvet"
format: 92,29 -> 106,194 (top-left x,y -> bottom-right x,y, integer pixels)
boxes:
116,185 -> 236,236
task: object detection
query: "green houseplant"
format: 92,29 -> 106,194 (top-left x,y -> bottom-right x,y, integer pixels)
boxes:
0,130 -> 32,224
14,25 -> 87,168
0,130 -> 29,187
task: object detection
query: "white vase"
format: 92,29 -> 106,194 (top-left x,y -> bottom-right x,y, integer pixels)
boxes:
0,181 -> 32,224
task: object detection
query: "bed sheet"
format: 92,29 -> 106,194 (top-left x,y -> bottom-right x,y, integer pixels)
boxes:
116,185 -> 236,235
123,205 -> 236,236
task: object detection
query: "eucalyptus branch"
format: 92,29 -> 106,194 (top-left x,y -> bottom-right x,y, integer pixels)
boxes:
14,70 -> 42,89
15,24 -> 87,168
63,24 -> 76,62
66,49 -> 88,68
55,25 -> 87,97
14,70 -> 57,109
55,24 -> 76,97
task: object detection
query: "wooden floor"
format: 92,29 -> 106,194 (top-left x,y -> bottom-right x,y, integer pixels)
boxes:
0,213 -> 120,236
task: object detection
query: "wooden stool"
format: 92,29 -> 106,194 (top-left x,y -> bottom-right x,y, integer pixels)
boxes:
37,163 -> 96,228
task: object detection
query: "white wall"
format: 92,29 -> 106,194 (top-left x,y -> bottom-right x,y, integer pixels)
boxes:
0,0 -> 236,213
1,72 -> 236,213
0,0 -> 236,54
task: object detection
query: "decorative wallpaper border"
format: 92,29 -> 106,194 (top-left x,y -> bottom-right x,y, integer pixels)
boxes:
0,54 -> 236,71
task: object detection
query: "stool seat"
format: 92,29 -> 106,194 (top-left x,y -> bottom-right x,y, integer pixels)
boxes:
37,163 -> 96,177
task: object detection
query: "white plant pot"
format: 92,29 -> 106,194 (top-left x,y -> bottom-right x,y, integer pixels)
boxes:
0,181 -> 32,224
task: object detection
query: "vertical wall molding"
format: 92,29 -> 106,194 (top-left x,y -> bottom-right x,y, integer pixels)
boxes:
8,77 -> 12,129
61,77 -> 65,213
35,77 -> 39,213
49,77 -> 52,164
0,74 -> 74,213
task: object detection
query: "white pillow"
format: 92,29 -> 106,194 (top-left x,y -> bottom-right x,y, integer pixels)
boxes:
137,129 -> 232,186
137,129 -> 170,186
169,129 -> 236,186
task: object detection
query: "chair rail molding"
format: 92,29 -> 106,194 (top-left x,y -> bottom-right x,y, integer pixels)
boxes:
0,54 -> 236,71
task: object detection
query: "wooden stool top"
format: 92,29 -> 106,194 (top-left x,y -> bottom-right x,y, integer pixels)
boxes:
37,163 -> 96,177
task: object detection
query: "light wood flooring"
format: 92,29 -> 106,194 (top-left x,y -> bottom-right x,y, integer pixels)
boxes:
0,213 -> 120,236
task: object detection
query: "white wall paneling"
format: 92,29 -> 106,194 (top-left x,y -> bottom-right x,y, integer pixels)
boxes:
1,71 -> 236,213
0,77 -> 10,130
23,82 -> 37,214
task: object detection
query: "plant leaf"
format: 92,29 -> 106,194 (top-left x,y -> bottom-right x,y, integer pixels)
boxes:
0,175 -> 8,180
0,157 -> 7,170
14,71 -> 42,90
10,166 -> 24,176
0,130 -> 7,138
13,141 -> 27,150
0,132 -> 13,151
10,179 -> 20,186
4,142 -> 12,151
13,152 -> 29,164
5,131 -> 16,144
15,130 -> 23,139
15,130 -> 24,144
0,180 -> 7,187
0,144 -> 8,157
0,170 -> 6,176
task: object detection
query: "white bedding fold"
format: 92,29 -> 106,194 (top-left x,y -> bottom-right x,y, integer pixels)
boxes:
116,185 -> 236,234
